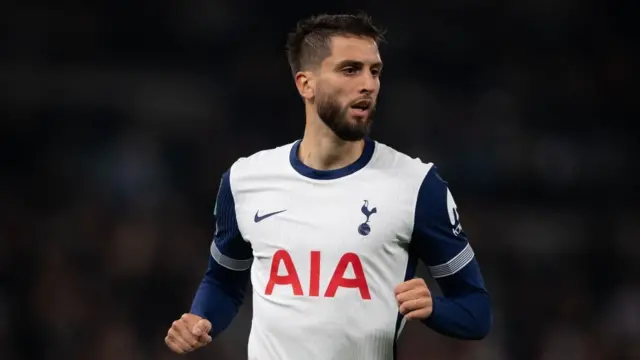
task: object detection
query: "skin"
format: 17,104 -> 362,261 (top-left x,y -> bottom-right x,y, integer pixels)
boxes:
296,35 -> 382,171
165,34 -> 434,356
165,313 -> 212,354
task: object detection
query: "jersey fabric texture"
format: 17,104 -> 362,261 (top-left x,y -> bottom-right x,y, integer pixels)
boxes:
190,138 -> 491,360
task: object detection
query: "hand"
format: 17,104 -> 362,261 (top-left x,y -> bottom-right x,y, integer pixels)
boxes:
165,313 -> 213,354
394,278 -> 433,320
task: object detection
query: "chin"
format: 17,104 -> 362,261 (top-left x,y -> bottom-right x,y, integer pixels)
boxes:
334,123 -> 371,142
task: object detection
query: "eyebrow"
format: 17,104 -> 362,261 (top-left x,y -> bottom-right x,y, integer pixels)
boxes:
335,60 -> 384,70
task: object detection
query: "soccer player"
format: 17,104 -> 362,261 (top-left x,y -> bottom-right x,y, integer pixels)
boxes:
165,13 -> 492,359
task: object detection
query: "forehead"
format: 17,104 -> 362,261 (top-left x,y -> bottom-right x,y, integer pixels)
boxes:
325,36 -> 381,64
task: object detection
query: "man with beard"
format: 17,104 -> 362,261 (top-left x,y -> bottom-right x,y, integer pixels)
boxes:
165,13 -> 492,360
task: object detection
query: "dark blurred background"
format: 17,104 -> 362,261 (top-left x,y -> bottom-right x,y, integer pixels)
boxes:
1,1 -> 638,360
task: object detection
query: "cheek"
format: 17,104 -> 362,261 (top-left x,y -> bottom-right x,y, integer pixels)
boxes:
317,85 -> 339,101
333,86 -> 352,105
320,77 -> 349,95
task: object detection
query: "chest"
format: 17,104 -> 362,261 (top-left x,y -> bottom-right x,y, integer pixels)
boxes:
234,179 -> 415,260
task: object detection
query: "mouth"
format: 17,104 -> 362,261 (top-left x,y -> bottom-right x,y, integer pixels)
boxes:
349,99 -> 373,117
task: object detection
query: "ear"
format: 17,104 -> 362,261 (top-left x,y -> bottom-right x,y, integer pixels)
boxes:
294,71 -> 315,100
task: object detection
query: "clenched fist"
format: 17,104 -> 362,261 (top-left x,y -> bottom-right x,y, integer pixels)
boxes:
165,313 -> 213,354
395,278 -> 433,320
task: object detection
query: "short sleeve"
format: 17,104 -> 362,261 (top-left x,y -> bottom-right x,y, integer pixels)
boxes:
410,166 -> 474,278
210,169 -> 253,271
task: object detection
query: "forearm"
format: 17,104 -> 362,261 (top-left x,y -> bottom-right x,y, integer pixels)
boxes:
422,259 -> 492,340
422,290 -> 491,340
190,256 -> 250,337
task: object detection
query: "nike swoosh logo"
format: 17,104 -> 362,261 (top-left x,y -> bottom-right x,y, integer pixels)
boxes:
254,209 -> 287,223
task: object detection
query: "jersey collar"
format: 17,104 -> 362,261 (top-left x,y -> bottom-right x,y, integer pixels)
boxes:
289,137 -> 375,180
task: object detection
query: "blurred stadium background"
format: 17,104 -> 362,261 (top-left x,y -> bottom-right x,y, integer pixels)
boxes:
1,1 -> 638,359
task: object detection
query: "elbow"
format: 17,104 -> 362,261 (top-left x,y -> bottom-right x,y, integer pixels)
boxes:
468,294 -> 493,340
448,291 -> 493,340
469,316 -> 492,340
425,291 -> 493,341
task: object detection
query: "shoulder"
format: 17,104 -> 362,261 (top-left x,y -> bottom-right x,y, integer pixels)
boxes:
226,141 -> 297,190
369,140 -> 459,220
370,140 -> 436,183
231,141 -> 295,172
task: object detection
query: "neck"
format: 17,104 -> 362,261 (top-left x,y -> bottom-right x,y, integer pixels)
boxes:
298,110 -> 365,171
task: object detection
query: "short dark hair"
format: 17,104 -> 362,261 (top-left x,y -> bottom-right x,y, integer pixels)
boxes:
285,13 -> 385,75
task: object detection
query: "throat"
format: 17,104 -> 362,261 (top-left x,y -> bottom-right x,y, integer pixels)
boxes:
298,138 -> 365,171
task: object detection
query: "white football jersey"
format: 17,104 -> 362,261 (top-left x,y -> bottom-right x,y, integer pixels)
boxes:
209,138 -> 475,360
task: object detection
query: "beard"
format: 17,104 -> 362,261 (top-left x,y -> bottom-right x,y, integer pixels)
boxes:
315,90 -> 375,142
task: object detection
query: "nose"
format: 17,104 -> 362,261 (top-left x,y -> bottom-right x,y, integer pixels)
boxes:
359,72 -> 378,95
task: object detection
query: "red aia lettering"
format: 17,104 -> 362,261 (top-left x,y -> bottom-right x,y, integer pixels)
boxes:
264,249 -> 303,295
309,250 -> 321,296
265,250 -> 371,300
324,253 -> 371,299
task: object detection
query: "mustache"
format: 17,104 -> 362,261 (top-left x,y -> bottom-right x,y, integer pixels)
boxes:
348,96 -> 375,108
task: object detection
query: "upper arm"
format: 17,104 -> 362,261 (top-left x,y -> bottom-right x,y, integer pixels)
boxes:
410,166 -> 478,282
210,169 -> 253,271
409,166 -> 491,338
